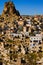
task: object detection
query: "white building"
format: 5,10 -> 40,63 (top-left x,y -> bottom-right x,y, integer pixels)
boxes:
10,33 -> 22,39
30,36 -> 42,43
29,35 -> 42,51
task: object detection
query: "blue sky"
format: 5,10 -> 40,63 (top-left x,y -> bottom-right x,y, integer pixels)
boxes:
0,0 -> 43,15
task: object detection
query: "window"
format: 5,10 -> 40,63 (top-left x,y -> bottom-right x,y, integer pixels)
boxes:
21,58 -> 26,64
0,62 -> 3,65
30,40 -> 32,42
34,38 -> 35,39
39,41 -> 41,44
33,44 -> 35,46
33,40 -> 38,42
6,14 -> 9,17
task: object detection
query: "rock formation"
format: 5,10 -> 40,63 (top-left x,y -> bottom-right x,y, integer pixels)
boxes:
1,1 -> 20,23
2,1 -> 20,16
